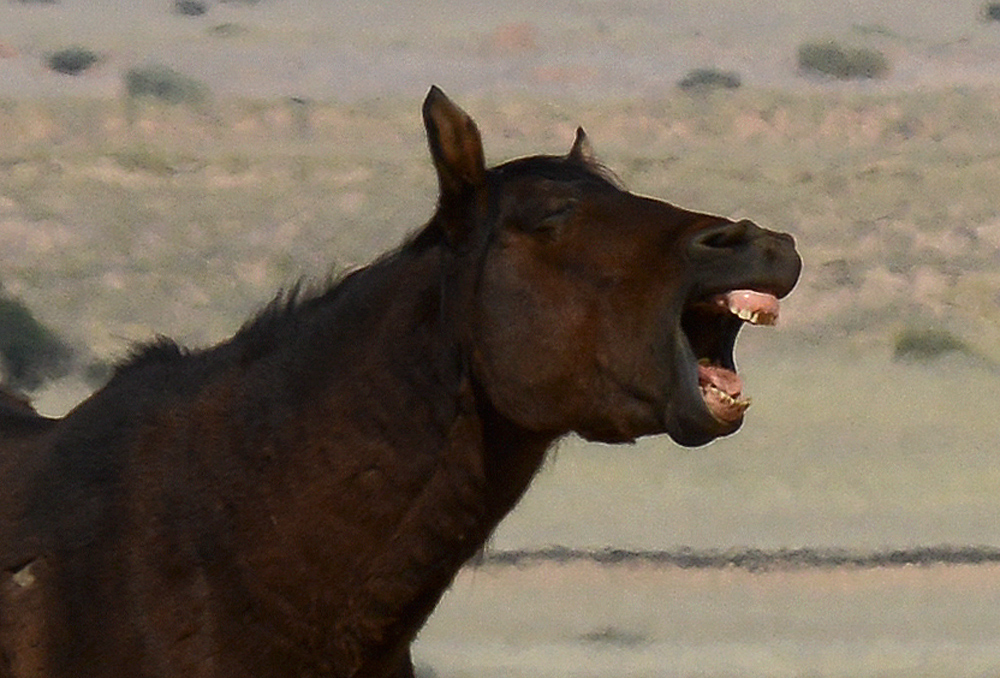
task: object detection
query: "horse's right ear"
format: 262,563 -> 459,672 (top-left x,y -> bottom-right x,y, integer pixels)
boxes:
423,87 -> 486,241
567,127 -> 595,164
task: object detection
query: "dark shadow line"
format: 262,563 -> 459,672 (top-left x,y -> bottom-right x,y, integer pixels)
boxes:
476,545 -> 1000,572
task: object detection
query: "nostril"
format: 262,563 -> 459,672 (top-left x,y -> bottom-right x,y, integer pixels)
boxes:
694,219 -> 754,250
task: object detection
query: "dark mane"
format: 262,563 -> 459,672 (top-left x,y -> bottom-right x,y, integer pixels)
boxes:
221,279 -> 341,366
109,285 -> 338,387
493,154 -> 625,189
107,230 -> 439,390
112,336 -> 191,379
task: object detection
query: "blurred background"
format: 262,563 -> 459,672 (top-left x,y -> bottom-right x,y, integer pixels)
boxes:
2,0 -> 1000,675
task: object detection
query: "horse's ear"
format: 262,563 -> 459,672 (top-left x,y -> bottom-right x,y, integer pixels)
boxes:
423,86 -> 486,207
567,127 -> 595,164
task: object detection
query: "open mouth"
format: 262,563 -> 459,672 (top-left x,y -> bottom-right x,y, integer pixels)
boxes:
681,289 -> 780,425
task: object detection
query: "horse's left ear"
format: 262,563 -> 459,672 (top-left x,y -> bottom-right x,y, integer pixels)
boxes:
567,127 -> 595,164
423,86 -> 486,210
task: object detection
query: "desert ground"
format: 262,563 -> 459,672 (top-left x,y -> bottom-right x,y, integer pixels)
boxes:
3,0 -> 1000,675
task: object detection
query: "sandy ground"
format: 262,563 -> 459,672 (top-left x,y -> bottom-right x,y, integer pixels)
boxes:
416,560 -> 1000,677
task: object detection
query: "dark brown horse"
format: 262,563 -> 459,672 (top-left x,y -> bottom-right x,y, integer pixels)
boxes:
0,388 -> 46,422
0,87 -> 800,677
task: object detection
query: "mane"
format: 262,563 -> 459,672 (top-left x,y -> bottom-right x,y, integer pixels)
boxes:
107,230 -> 441,389
226,280 -> 338,365
492,154 -> 625,189
109,284 -> 343,386
113,336 -> 190,377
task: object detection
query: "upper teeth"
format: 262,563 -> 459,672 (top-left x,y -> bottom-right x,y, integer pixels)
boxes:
720,290 -> 779,326
732,307 -> 774,325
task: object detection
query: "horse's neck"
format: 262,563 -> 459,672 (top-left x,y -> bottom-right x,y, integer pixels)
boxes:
326,378 -> 555,673
297,244 -> 555,525
347,246 -> 556,518
286,246 -> 557,670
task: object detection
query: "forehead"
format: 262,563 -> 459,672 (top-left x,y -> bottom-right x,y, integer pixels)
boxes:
486,153 -> 724,246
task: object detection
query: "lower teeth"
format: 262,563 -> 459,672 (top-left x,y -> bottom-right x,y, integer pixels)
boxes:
706,384 -> 749,408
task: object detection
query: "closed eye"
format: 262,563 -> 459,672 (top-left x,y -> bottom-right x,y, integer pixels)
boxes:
534,199 -> 578,232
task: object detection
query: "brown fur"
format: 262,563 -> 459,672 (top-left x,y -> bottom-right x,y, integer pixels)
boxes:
0,87 -> 800,677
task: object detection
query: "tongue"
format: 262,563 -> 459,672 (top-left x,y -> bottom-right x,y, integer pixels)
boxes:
698,362 -> 742,398
698,362 -> 748,423
715,290 -> 780,325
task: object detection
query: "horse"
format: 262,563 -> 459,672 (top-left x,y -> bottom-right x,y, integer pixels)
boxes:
0,388 -> 46,423
0,87 -> 801,677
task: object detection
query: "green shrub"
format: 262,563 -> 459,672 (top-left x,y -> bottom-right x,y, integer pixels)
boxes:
0,296 -> 73,391
893,328 -> 970,362
984,2 -> 1000,21
678,68 -> 742,92
797,41 -> 889,80
124,64 -> 211,108
47,46 -> 100,75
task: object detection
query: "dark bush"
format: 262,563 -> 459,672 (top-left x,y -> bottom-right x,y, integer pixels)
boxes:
893,328 -> 970,362
797,41 -> 889,80
46,46 -> 100,76
678,68 -> 742,92
174,0 -> 208,15
984,3 -> 1000,21
0,296 -> 73,391
124,64 -> 211,108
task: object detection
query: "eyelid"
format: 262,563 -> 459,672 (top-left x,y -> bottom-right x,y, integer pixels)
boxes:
539,198 -> 578,225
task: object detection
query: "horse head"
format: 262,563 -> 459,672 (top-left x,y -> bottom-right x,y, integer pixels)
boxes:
424,86 -> 801,447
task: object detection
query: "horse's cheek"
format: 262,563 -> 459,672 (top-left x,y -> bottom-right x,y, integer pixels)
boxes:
473,260 -> 587,430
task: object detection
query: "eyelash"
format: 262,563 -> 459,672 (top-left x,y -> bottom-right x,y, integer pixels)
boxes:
536,200 -> 577,230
